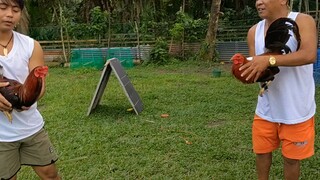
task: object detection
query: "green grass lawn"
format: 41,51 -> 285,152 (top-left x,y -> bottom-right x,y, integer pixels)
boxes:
19,61 -> 320,179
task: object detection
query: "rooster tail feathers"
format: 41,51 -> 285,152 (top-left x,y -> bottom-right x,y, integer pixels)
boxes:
265,17 -> 301,53
284,18 -> 301,50
265,42 -> 292,54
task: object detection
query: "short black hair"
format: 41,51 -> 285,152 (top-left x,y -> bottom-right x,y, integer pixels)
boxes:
1,0 -> 24,10
15,0 -> 24,10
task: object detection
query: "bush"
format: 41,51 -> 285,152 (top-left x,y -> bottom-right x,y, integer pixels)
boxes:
147,37 -> 169,65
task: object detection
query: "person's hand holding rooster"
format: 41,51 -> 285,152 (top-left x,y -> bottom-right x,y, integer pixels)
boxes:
0,82 -> 12,115
239,55 -> 271,82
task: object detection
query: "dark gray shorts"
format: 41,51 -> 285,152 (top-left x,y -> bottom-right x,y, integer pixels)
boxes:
0,128 -> 58,179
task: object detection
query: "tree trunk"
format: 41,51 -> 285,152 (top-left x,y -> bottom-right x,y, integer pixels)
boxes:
304,0 -> 309,14
317,0 -> 319,31
107,6 -> 111,48
182,0 -> 186,59
316,0 -> 319,21
201,0 -> 221,62
298,0 -> 302,12
58,4 -> 67,64
135,21 -> 141,60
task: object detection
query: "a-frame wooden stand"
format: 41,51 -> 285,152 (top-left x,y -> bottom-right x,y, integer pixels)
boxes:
87,58 -> 143,116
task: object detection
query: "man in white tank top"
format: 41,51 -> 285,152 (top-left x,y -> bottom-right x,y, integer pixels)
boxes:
0,0 -> 61,179
239,0 -> 317,179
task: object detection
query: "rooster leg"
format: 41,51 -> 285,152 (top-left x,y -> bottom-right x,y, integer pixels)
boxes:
259,81 -> 272,97
3,111 -> 12,123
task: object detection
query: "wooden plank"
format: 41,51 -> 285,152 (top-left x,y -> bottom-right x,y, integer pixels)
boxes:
87,62 -> 112,116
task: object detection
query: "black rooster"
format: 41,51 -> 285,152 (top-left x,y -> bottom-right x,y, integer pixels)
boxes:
259,17 -> 301,94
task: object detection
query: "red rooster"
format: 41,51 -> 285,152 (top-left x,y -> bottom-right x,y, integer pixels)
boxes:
231,53 -> 280,83
231,17 -> 300,96
0,65 -> 48,122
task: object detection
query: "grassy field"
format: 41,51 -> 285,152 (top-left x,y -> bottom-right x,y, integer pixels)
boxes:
19,61 -> 320,179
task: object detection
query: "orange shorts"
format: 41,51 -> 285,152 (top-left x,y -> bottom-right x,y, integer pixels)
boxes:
252,115 -> 315,160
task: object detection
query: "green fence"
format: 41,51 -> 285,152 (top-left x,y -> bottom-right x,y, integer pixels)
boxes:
70,47 -> 135,69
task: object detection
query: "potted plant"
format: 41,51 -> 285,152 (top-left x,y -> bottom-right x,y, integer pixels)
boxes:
212,67 -> 222,77
211,50 -> 223,78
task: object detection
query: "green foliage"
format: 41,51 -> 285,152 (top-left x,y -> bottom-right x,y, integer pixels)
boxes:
28,0 -> 82,40
139,7 -> 156,36
147,38 -> 169,65
169,9 -> 207,42
170,22 -> 184,40
28,1 -> 261,42
220,6 -> 259,26
194,42 -> 219,63
29,26 -> 60,40
28,4 -> 110,40
137,3 -> 173,38
27,0 -> 53,27
240,6 -> 260,25
149,21 -> 171,38
187,18 -> 207,41
68,6 -> 109,39
89,7 -> 109,37
68,23 -> 92,39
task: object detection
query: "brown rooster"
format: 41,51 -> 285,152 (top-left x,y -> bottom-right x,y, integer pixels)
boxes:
231,53 -> 280,83
0,65 -> 48,122
231,17 -> 301,96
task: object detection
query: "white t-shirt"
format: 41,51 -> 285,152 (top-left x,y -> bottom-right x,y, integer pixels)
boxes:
0,31 -> 44,142
254,12 -> 316,124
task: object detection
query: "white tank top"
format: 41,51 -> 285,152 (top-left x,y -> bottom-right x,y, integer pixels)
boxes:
254,12 -> 316,124
0,31 -> 44,142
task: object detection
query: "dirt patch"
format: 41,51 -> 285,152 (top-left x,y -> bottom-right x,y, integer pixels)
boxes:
206,119 -> 226,128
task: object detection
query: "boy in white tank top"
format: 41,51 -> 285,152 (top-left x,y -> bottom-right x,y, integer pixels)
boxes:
0,0 -> 61,179
239,0 -> 317,179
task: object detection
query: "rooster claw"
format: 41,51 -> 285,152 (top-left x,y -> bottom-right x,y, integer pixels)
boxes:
259,81 -> 272,97
259,88 -> 266,97
3,111 -> 12,123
